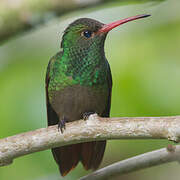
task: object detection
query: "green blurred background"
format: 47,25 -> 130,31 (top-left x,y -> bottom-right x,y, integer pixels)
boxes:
0,0 -> 180,179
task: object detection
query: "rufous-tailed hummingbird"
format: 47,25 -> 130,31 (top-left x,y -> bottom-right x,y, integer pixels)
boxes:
46,14 -> 150,176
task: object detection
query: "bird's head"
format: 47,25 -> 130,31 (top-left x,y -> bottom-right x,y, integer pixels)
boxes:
61,14 -> 150,50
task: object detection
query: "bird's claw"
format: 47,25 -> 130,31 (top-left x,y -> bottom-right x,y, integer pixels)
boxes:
83,112 -> 95,120
58,116 -> 66,133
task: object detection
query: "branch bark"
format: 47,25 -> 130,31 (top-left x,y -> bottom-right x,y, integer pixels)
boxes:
80,144 -> 180,180
0,114 -> 180,167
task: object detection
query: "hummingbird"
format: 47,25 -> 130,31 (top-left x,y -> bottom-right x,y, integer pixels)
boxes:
45,14 -> 150,176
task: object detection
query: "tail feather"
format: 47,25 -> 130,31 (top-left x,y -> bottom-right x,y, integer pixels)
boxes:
81,142 -> 96,170
81,141 -> 106,170
91,141 -> 106,170
52,144 -> 81,176
52,141 -> 106,176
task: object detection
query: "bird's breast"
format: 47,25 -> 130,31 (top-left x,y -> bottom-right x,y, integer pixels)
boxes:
51,84 -> 109,122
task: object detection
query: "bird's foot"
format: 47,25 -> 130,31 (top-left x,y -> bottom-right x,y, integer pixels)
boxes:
58,116 -> 67,133
83,112 -> 95,120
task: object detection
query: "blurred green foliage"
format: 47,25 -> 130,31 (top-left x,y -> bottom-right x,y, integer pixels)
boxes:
0,0 -> 180,179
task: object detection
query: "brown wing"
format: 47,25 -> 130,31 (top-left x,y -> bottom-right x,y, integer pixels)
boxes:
102,58 -> 112,117
45,53 -> 59,126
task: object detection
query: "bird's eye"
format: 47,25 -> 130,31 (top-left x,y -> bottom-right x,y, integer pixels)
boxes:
82,30 -> 93,38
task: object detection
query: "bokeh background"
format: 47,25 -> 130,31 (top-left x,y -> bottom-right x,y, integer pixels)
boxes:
0,0 -> 180,179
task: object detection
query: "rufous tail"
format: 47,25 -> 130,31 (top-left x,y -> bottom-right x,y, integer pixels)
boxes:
52,141 -> 106,176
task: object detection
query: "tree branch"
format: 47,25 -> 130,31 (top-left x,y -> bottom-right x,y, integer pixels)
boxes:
0,0 -> 103,43
80,144 -> 180,180
0,114 -> 180,167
